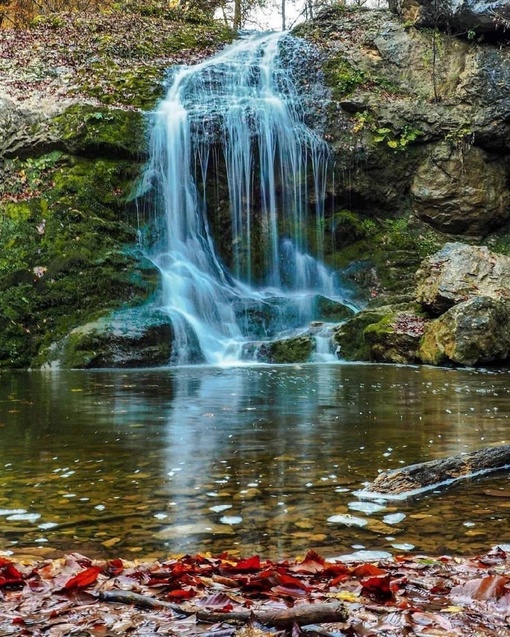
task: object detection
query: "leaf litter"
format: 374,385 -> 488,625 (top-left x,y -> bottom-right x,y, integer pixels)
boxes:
0,546 -> 508,635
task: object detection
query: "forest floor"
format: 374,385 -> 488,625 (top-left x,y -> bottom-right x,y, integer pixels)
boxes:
0,8 -> 232,110
0,547 -> 509,636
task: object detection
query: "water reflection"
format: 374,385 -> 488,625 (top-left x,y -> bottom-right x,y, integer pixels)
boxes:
0,364 -> 509,560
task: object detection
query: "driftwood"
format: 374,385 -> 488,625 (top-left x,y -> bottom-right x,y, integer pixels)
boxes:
359,444 -> 510,499
98,591 -> 348,627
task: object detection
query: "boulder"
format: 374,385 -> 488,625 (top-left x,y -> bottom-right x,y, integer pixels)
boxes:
411,142 -> 510,236
42,307 -> 179,369
416,242 -> 510,314
419,296 -> 510,366
388,0 -> 510,39
334,304 -> 426,364
255,335 -> 314,364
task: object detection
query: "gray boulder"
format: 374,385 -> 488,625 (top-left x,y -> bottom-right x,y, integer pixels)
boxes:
416,242 -> 510,314
419,296 -> 510,366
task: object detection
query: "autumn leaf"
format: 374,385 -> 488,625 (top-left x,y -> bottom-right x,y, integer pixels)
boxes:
62,566 -> 102,590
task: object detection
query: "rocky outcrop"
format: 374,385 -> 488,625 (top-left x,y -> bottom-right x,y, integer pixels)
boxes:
411,143 -> 510,236
416,242 -> 510,314
388,0 -> 510,40
0,10 -> 233,369
337,242 -> 510,367
420,296 -> 510,366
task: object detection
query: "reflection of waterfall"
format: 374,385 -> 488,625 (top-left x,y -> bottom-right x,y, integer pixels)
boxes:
141,32 -> 355,365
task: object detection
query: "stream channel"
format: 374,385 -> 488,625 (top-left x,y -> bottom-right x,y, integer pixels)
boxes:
1,363 -> 509,562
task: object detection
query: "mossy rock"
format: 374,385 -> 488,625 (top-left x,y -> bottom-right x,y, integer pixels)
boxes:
43,307 -> 174,369
49,105 -> 148,159
0,152 -> 157,368
334,303 -> 426,362
257,335 -> 314,364
333,308 -> 390,360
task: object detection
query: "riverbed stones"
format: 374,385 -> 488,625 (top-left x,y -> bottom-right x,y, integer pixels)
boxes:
416,242 -> 510,314
419,296 -> 510,366
411,143 -> 510,236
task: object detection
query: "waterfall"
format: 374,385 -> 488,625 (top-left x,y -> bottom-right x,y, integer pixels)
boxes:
141,32 -> 355,365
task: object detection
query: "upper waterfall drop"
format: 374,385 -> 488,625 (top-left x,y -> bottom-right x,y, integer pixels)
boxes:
141,31 -> 355,365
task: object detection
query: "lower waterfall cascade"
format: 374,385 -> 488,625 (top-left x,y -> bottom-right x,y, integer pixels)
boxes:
140,31 -> 357,365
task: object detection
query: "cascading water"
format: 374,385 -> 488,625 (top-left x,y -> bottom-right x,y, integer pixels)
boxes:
140,31 -> 356,365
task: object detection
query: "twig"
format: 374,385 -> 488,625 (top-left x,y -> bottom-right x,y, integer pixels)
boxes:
98,591 -> 348,628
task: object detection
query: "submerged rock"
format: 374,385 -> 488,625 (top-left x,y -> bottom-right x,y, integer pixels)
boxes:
420,296 -> 510,366
416,243 -> 510,314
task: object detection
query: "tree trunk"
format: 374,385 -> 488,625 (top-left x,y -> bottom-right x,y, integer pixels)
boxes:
361,445 -> 510,498
233,0 -> 241,29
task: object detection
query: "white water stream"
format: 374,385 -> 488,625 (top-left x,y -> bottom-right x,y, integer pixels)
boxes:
141,32 -> 355,364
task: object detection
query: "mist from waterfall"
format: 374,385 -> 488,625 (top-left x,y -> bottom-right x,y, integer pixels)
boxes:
141,32 -> 354,365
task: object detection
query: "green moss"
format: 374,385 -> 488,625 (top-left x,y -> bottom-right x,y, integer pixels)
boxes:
49,105 -> 147,158
333,309 -> 389,360
330,216 -> 444,299
0,149 -> 158,368
323,56 -> 366,100
259,336 -> 313,364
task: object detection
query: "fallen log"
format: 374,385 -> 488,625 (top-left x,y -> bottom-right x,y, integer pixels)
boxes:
98,591 -> 348,627
357,444 -> 510,499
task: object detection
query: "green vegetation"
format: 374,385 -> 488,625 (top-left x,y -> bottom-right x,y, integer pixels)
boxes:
0,151 -> 158,368
323,57 -> 366,99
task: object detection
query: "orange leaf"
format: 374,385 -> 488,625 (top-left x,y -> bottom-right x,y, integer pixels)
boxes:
63,566 -> 101,590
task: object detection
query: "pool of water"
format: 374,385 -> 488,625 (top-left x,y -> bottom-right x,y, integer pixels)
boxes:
1,363 -> 509,561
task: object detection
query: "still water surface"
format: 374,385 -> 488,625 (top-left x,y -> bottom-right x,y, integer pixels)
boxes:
1,364 -> 509,561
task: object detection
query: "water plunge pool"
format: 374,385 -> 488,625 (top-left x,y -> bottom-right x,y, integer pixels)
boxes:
1,363 -> 509,561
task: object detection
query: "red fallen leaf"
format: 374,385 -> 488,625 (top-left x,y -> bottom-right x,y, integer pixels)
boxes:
271,584 -> 308,598
0,562 -> 25,588
322,562 -> 349,577
361,575 -> 395,602
275,570 -> 310,591
329,573 -> 349,587
211,574 -> 239,588
352,564 -> 387,578
167,588 -> 196,600
195,592 -> 234,609
290,550 -> 325,574
105,559 -> 124,577
62,566 -> 102,590
235,556 -> 261,572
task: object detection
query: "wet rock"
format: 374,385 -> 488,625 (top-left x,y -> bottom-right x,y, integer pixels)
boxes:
256,335 -> 314,364
42,306 -> 183,369
416,243 -> 510,314
420,296 -> 510,366
388,0 -> 510,40
334,304 -> 426,364
315,296 -> 356,322
411,142 -> 510,236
